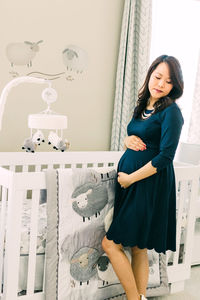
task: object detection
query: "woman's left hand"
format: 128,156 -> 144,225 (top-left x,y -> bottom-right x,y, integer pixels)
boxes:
117,172 -> 133,189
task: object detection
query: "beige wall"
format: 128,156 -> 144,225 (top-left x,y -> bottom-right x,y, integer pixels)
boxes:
0,0 -> 125,152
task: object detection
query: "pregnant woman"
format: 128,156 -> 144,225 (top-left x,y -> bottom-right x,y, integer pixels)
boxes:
102,55 -> 184,300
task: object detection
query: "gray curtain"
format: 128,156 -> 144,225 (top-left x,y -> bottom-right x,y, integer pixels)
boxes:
110,0 -> 152,151
188,50 -> 200,144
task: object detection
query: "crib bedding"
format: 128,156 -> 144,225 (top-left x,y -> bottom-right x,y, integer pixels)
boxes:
45,168 -> 169,300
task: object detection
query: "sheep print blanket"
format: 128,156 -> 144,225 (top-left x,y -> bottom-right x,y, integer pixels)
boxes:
45,168 -> 169,300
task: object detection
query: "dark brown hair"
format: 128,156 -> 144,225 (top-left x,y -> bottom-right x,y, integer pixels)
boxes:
133,55 -> 184,118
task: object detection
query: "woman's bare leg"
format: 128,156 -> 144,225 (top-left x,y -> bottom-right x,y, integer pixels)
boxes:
102,236 -> 140,300
131,246 -> 149,297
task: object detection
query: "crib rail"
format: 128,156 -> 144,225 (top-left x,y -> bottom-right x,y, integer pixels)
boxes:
0,151 -> 123,172
0,152 -> 199,299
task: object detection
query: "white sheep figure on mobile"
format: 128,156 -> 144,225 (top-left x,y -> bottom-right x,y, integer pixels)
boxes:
32,130 -> 45,145
6,40 -> 43,67
22,138 -> 37,153
48,131 -> 70,152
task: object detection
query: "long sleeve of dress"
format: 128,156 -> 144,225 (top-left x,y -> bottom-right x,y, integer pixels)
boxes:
151,104 -> 184,172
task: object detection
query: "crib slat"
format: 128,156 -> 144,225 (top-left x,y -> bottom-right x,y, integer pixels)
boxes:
92,163 -> 98,168
23,165 -> 29,172
0,187 -> 7,288
47,164 -> 53,169
181,176 -> 199,268
9,165 -> 15,172
173,180 -> 187,265
26,189 -> 40,295
3,183 -> 25,299
42,253 -> 47,292
35,165 -> 41,172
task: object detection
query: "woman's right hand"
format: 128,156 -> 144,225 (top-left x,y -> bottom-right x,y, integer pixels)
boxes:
124,135 -> 146,151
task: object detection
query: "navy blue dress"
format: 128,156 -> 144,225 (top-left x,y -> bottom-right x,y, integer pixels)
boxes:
106,102 -> 184,253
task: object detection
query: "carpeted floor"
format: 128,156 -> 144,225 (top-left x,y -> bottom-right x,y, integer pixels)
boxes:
114,265 -> 200,300
149,265 -> 200,300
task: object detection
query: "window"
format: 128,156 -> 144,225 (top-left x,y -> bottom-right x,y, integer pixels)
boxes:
150,0 -> 200,141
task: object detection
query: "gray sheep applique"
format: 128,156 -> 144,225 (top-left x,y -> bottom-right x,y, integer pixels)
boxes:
62,45 -> 88,73
6,40 -> 43,67
70,247 -> 100,285
71,182 -> 108,222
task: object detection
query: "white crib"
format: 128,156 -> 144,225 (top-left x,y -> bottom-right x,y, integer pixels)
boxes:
0,151 -> 199,300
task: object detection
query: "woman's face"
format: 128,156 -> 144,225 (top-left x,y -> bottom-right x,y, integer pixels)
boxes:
148,62 -> 173,101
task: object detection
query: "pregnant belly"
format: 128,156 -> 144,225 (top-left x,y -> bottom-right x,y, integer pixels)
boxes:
118,147 -> 159,174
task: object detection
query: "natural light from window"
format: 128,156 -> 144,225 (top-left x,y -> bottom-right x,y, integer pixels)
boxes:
150,0 -> 200,141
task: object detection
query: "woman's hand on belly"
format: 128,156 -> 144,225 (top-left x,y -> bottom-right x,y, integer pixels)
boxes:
118,161 -> 157,188
117,172 -> 133,189
124,135 -> 146,151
